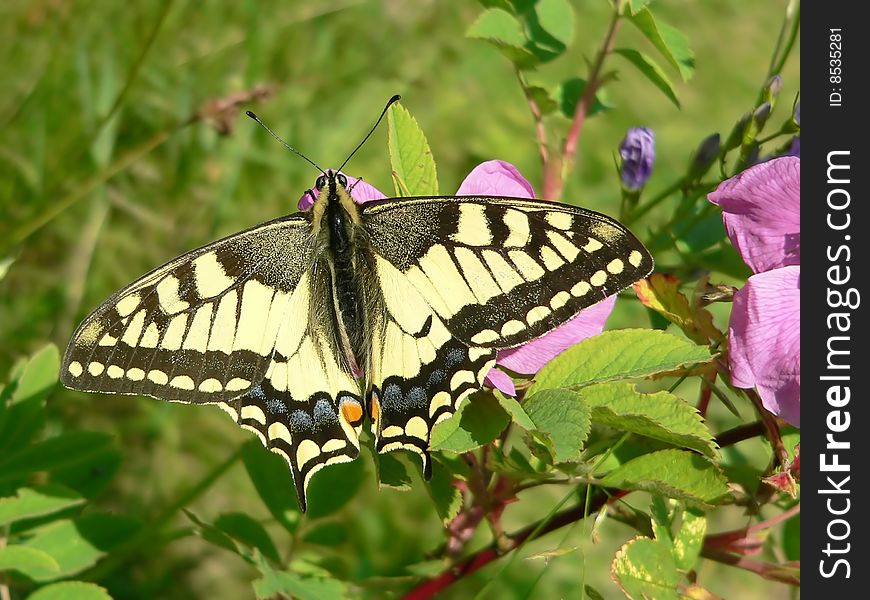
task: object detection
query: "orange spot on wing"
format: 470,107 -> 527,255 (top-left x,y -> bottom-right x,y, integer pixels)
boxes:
341,398 -> 364,426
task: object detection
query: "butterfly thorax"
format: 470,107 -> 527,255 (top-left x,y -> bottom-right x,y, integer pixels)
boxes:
313,172 -> 369,373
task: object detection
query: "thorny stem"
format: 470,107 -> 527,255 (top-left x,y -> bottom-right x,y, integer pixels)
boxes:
701,548 -> 799,586
517,69 -> 550,168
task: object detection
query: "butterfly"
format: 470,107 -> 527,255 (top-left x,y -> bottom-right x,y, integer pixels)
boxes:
61,99 -> 654,511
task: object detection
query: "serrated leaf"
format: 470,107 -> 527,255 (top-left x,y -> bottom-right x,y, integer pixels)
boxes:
523,388 -> 590,463
600,449 -> 729,505
673,508 -> 706,571
430,393 -> 509,453
611,537 -> 679,600
529,329 -> 711,396
305,460 -> 365,519
0,545 -> 61,579
613,48 -> 680,108
387,102 -> 438,196
426,459 -> 462,524
241,440 -> 300,533
376,452 -> 413,491
0,431 -> 117,487
27,581 -> 113,600
21,513 -> 139,580
215,512 -> 281,564
555,77 -> 611,119
253,556 -> 348,600
628,8 -> 695,81
466,8 -> 539,68
582,382 -> 717,458
0,484 -> 85,528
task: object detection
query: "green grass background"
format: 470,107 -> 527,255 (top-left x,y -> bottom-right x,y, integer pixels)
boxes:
1,1 -> 798,598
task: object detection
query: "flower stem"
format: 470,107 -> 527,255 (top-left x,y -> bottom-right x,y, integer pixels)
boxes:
544,6 -> 622,199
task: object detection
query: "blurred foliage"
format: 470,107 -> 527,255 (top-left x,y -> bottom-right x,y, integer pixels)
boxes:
1,0 -> 798,598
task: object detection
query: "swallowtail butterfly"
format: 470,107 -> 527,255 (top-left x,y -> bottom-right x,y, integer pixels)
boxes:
61,97 -> 653,510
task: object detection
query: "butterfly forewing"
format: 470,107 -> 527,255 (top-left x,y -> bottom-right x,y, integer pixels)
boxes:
61,215 -> 314,402
362,196 -> 653,350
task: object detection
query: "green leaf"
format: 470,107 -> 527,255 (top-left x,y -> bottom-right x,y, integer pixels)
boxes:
582,383 -> 717,458
523,388 -> 591,463
253,553 -> 347,600
524,85 -> 559,116
611,537 -> 679,600
466,8 -> 539,68
529,330 -> 711,396
524,0 -> 574,61
0,545 -> 60,580
613,48 -> 680,108
622,0 -> 653,15
302,521 -> 349,546
496,393 -> 535,430
555,77 -> 612,119
429,393 -> 510,453
21,513 -> 140,580
387,101 -> 438,196
0,255 -> 14,282
0,484 -> 85,528
628,8 -> 695,81
672,508 -> 707,571
375,452 -> 413,491
241,440 -> 300,533
600,449 -> 729,505
27,581 -> 113,600
185,509 -> 247,559
426,458 -> 462,524
0,432 -> 117,487
305,460 -> 365,519
10,344 -> 59,406
215,512 -> 281,564
0,344 -> 59,453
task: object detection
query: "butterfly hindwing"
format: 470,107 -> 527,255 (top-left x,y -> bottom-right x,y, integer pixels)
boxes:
363,196 -> 653,349
367,255 -> 496,475
223,265 -> 364,511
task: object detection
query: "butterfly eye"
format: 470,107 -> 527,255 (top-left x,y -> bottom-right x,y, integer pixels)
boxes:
336,173 -> 348,188
315,175 -> 326,190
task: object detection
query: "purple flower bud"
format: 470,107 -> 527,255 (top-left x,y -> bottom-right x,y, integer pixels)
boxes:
763,74 -> 782,106
619,127 -> 655,191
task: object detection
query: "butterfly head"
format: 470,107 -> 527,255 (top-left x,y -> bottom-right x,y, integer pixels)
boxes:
314,170 -> 349,193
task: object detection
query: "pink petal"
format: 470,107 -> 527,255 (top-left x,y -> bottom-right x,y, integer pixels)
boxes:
708,156 -> 799,274
496,295 -> 617,375
728,265 -> 800,427
456,160 -> 536,198
484,368 -> 516,397
297,173 -> 387,211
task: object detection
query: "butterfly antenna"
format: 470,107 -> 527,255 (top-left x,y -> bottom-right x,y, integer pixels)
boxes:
246,111 -> 325,175
337,94 -> 401,174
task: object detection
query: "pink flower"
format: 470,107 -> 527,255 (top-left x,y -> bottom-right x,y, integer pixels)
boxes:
303,160 -> 617,396
708,157 -> 800,426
